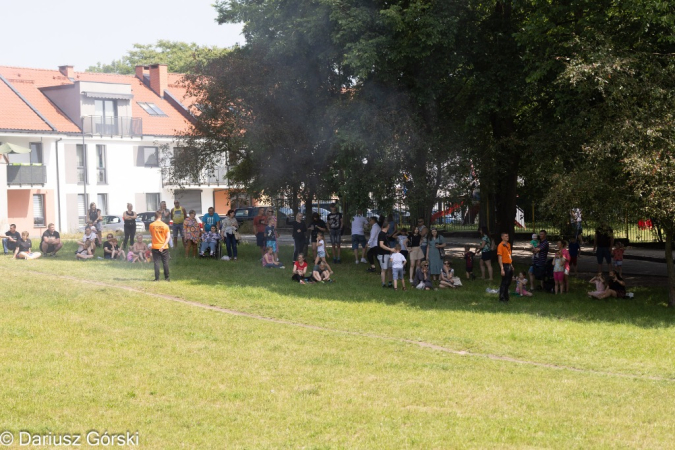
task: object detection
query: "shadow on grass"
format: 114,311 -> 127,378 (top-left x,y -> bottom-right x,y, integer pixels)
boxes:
160,243 -> 674,330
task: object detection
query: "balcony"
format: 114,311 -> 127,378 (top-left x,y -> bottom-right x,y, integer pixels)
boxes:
82,116 -> 142,137
7,164 -> 47,186
162,166 -> 229,187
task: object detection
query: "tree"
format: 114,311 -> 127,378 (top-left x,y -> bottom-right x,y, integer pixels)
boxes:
86,40 -> 230,74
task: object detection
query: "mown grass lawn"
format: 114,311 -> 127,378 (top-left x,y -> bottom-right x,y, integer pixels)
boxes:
0,242 -> 673,449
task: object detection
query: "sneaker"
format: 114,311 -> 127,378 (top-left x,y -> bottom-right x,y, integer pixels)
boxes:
299,280 -> 305,285
333,257 -> 337,263
367,267 -> 376,273
337,259 -> 341,264
382,284 -> 387,288
360,258 -> 367,263
355,260 -> 359,264
409,279 -> 414,284
279,266 -> 285,269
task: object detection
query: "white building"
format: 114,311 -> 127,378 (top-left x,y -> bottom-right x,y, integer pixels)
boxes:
0,64 -> 245,236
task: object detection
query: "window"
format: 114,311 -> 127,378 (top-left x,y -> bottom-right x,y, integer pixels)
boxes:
146,193 -> 160,212
97,194 -> 108,215
78,194 -> 89,227
96,145 -> 107,184
33,194 -> 45,226
29,143 -> 43,164
137,102 -> 166,116
141,147 -> 158,167
76,144 -> 87,183
95,99 -> 118,118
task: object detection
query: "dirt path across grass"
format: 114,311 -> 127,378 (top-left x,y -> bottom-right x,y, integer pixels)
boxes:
25,269 -> 674,383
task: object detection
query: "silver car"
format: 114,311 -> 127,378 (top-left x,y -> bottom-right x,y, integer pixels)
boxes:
78,215 -> 145,234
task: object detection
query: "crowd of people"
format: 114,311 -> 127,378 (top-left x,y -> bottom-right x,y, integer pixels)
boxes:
2,202 -> 633,298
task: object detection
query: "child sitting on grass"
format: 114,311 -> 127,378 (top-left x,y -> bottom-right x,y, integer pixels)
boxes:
514,271 -> 532,296
292,253 -> 309,283
588,273 -> 606,297
390,244 -> 407,291
262,247 -> 285,269
76,239 -> 95,260
464,245 -> 475,280
312,260 -> 333,283
129,235 -> 148,263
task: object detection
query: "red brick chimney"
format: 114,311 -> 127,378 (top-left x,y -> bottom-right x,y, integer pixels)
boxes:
149,64 -> 168,98
58,65 -> 74,78
135,65 -> 148,81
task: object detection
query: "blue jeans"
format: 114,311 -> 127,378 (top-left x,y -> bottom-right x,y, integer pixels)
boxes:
225,234 -> 238,258
2,238 -> 8,254
200,241 -> 216,255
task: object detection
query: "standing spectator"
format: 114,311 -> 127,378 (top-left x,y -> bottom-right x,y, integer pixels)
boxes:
13,231 -> 41,260
171,201 -> 187,247
377,223 -> 394,288
478,226 -> 494,281
350,209 -> 368,264
559,240 -> 571,293
327,204 -> 343,264
390,244 -> 407,291
183,210 -> 201,258
385,213 -> 397,248
201,207 -> 221,233
575,208 -> 584,243
593,222 -> 614,273
417,218 -> 429,261
552,248 -> 565,295
464,245 -> 476,280
530,230 -> 550,289
149,211 -> 170,281
122,204 -> 137,250
221,209 -> 239,261
396,228 -> 409,259
427,228 -> 446,281
290,213 -> 307,262
253,207 -> 267,259
568,236 -> 580,277
40,223 -> 62,256
265,215 -> 279,262
496,232 -> 513,302
612,242 -> 625,277
308,212 -> 327,260
158,201 -> 172,249
408,227 -> 424,282
366,216 -> 381,273
87,202 -> 103,243
3,224 -> 20,255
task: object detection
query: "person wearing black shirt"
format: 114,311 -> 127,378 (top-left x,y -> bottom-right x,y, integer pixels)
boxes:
3,224 -> 20,255
590,270 -> 626,299
14,231 -> 41,260
290,213 -> 308,261
40,223 -> 62,256
327,204 -> 344,264
122,203 -> 138,250
593,223 -> 614,273
377,223 -> 394,288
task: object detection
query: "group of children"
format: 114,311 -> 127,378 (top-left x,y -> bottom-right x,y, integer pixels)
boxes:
76,232 -> 152,263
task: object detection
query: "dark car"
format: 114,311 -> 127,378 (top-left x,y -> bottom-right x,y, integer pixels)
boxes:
137,211 -> 157,231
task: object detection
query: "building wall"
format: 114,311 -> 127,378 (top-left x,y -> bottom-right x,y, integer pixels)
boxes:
7,188 -> 54,237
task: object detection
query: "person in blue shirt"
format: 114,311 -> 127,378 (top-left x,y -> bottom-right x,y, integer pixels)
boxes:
201,207 -> 221,233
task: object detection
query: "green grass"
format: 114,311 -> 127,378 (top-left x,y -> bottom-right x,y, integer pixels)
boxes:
1,242 -> 674,448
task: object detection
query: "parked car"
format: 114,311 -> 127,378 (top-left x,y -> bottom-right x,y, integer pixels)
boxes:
234,206 -> 292,225
78,215 -> 145,234
137,211 -> 156,231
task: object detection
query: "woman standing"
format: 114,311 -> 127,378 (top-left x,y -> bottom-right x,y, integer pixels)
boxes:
88,202 -> 103,243
408,227 -> 424,282
122,203 -> 137,250
478,226 -> 494,281
183,210 -> 201,258
14,231 -> 41,259
221,209 -> 239,261
426,228 -> 446,281
290,213 -> 307,261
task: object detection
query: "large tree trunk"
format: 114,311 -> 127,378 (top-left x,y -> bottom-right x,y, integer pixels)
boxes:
490,114 -> 520,242
665,224 -> 675,307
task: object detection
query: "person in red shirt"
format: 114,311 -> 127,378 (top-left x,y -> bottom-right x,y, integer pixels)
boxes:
497,232 -> 513,302
253,207 -> 267,259
291,253 -> 309,283
149,211 -> 171,281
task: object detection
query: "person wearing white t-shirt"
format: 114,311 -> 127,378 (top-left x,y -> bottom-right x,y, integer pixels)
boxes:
390,244 -> 407,291
351,209 -> 368,264
366,216 -> 381,272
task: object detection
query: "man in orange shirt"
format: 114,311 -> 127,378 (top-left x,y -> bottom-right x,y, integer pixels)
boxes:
149,211 -> 171,282
497,232 -> 513,302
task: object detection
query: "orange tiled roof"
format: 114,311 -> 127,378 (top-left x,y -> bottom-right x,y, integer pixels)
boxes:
0,65 -> 194,136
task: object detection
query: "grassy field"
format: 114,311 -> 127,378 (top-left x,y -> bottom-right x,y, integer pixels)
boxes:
1,241 -> 673,449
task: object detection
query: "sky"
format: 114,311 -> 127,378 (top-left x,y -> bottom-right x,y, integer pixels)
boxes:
1,0 -> 245,71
